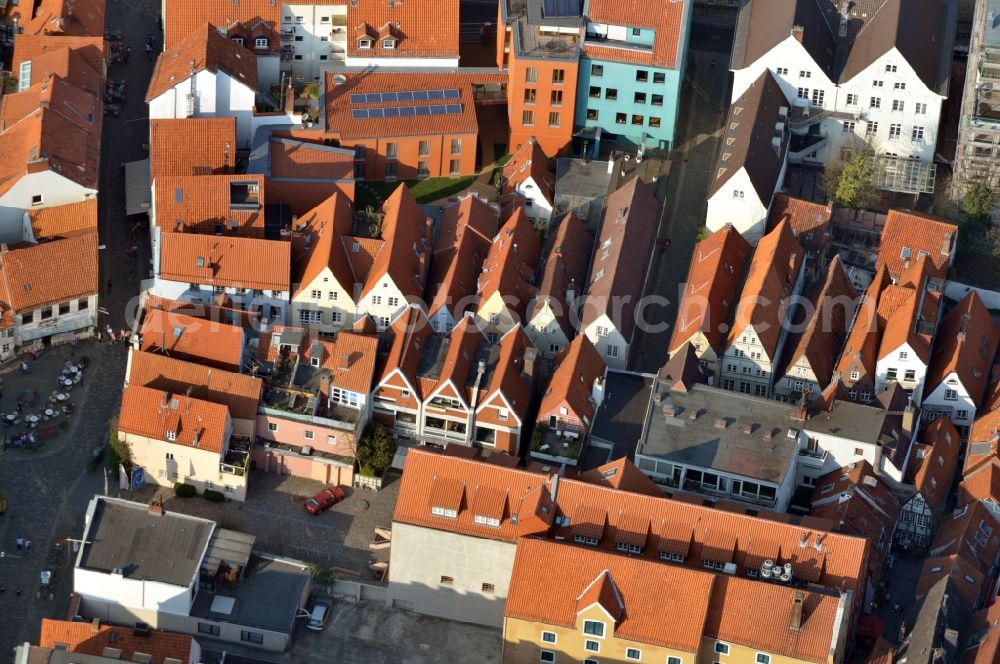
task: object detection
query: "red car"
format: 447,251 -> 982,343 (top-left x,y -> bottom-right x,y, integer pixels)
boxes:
304,486 -> 346,515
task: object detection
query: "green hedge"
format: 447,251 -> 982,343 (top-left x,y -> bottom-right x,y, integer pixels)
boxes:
174,483 -> 196,498
203,489 -> 225,502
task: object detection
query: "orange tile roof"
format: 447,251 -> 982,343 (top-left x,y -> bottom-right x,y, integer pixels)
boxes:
26,200 -> 97,240
426,196 -> 497,318
909,417 -> 962,513
477,208 -> 541,322
1,73 -> 97,129
576,456 -> 665,497
293,193 -> 355,297
11,35 -> 105,81
162,0 -> 297,49
914,554 -> 985,609
149,118 -> 237,181
528,211 -> 592,339
12,44 -> 102,94
0,234 -> 97,313
23,0 -> 104,37
324,70 -> 506,140
669,223 -> 752,356
153,174 -> 267,236
584,0 -> 687,69
959,458 -> 1000,506
500,138 -> 554,206
728,220 -> 804,357
537,334 -> 604,428
876,209 -> 957,282
376,305 -> 435,393
580,178 -> 662,342
877,285 -> 934,363
969,369 -> 1000,452
346,0 -> 459,59
38,618 -> 194,663
269,137 -> 355,180
396,448 -> 870,597
924,291 -> 1000,406
506,538 -> 713,652
302,330 -> 380,396
704,575 -> 842,662
835,265 -> 891,383
782,256 -> 857,388
360,184 -> 432,300
146,23 -> 258,102
343,235 -> 383,285
767,194 -> 833,253
119,384 -> 229,453
810,462 -> 900,552
158,233 -> 291,292
481,326 -> 536,420
930,500 -> 1000,576
139,307 -> 244,371
127,349 -> 262,421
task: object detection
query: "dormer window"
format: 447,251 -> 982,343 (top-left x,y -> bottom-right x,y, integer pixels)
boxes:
232,37 -> 244,45
431,506 -> 458,518
382,38 -> 396,49
166,430 -> 177,441
254,37 -> 268,49
358,38 -> 373,49
474,515 -> 500,527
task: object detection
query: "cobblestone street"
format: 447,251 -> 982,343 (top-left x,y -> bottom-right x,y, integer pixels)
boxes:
0,0 -> 160,651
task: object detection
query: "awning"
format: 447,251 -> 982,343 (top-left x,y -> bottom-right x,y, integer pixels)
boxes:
124,159 -> 151,215
201,528 -> 256,576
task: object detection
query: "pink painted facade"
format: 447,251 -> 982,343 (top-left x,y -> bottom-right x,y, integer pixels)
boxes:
252,413 -> 357,486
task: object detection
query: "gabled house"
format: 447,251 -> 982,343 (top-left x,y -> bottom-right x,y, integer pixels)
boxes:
475,208 -> 541,343
706,70 -> 789,243
289,193 -> 357,334
371,305 -> 435,441
899,576 -> 974,664
425,196 -> 497,334
531,335 -> 605,465
118,384 -> 247,500
924,499 -> 1000,607
525,212 -> 592,360
766,194 -> 833,280
774,256 -> 857,403
834,265 -> 892,405
148,117 -> 237,183
146,24 -> 259,147
965,371 -> 1000,474
668,223 -> 752,380
30,618 -> 200,664
580,178 -> 661,369
345,0 -> 459,67
152,232 -> 291,324
353,185 -> 433,330
499,138 -> 555,230
719,220 -> 805,397
474,326 -> 539,454
922,291 -> 1000,437
875,209 -> 958,284
897,417 -> 963,549
576,457 -> 665,497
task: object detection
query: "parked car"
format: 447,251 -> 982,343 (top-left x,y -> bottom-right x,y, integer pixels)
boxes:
306,598 -> 333,631
304,486 -> 346,515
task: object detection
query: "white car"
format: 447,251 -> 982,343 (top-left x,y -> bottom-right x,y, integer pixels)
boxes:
306,599 -> 332,632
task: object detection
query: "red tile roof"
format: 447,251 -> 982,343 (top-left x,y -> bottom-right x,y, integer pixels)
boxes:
426,196 -> 497,319
959,458 -> 1000,506
376,305 -> 435,393
12,44 -> 102,94
537,334 -> 604,429
324,70 -> 506,139
669,223 -> 752,356
767,194 -> 833,254
418,315 -> 487,404
346,0 -> 459,59
480,326 -> 536,421
359,184 -> 432,300
876,209 -> 957,282
269,137 -> 355,180
528,212 -> 593,339
728,220 -> 804,357
27,199 -> 97,240
576,456 -> 665,497
584,0 -> 687,69
580,178 -> 662,342
119,384 -> 230,453
127,350 -> 262,421
0,234 -> 98,313
835,265 -> 891,384
292,192 -> 355,297
924,291 -> 1000,406
11,35 -> 105,82
877,284 -> 936,363
914,554 -> 985,609
39,618 -> 194,663
908,417 -> 962,513
506,538 -> 713,652
158,233 -> 291,292
139,307 -> 244,371
23,0 -> 105,37
969,369 -> 1000,454
930,500 -> 1000,577
500,138 -> 554,207
162,0 -> 294,49
147,23 -> 258,102
149,118 -> 237,181
152,174 -> 267,236
396,448 -> 870,597
477,208 -> 541,322
810,461 -> 900,550
964,601 -> 1000,664
309,330 -> 380,396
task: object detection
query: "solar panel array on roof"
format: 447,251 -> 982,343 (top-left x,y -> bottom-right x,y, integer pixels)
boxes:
350,89 -> 461,104
351,104 -> 462,119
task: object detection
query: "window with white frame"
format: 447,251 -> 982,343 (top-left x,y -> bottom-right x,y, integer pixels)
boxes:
254,37 -> 268,48
756,655 -> 771,664
797,87 -> 809,99
605,345 -> 619,359
166,431 -> 177,441
956,410 -> 969,420
846,93 -> 858,105
915,102 -> 927,114
474,514 -> 501,527
945,389 -> 958,400
584,640 -> 600,653
298,310 -> 322,325
268,422 -> 278,432
541,631 -> 556,644
894,82 -> 906,90
311,289 -> 322,299
582,620 -> 605,637
850,371 -> 860,380
596,325 -> 609,336
885,64 -> 897,72
912,126 -> 925,141
889,124 -> 901,139
330,387 -> 359,407
431,506 -> 458,518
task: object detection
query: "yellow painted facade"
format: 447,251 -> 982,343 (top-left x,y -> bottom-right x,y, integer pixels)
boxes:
289,265 -> 356,335
697,636 -> 835,664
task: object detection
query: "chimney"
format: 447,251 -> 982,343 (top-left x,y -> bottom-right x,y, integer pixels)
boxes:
607,158 -> 615,175
418,253 -> 429,284
148,500 -> 165,516
284,78 -> 295,113
91,618 -> 101,633
338,353 -> 350,370
788,252 -> 798,276
789,591 -> 805,631
942,232 -> 954,257
791,25 -> 804,43
714,417 -> 728,429
523,347 -> 538,379
902,403 -> 916,435
592,374 -> 605,406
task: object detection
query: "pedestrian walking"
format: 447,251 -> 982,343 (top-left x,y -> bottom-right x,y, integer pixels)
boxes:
125,45 -> 131,63
145,42 -> 152,60
107,278 -> 112,292
19,361 -> 29,375
119,327 -> 128,342
15,537 -> 23,550
24,540 -> 31,550
106,325 -> 116,343
70,339 -> 76,356
14,588 -> 21,597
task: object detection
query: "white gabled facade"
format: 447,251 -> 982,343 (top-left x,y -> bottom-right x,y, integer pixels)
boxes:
516,176 -> 553,229
583,314 -> 628,370
356,275 -> 412,331
281,4 -> 350,79
923,372 -> 977,434
428,305 -> 458,335
705,162 -> 786,244
718,325 -> 778,398
525,302 -> 572,360
732,36 -> 836,107
148,69 -> 257,148
289,269 -> 356,334
874,343 -> 929,406
0,173 -> 96,241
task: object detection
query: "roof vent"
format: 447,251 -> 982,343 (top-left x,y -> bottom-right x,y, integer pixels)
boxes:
714,418 -> 728,429
333,74 -> 347,85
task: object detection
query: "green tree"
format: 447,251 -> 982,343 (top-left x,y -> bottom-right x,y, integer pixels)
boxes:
308,563 -> 340,593
356,421 -> 395,476
963,182 -> 995,219
107,416 -> 131,469
833,151 -> 877,210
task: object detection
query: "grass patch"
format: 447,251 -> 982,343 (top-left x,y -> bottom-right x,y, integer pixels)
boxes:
355,177 -> 476,210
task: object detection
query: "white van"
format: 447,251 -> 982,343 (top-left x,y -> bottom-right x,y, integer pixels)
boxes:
306,599 -> 332,631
